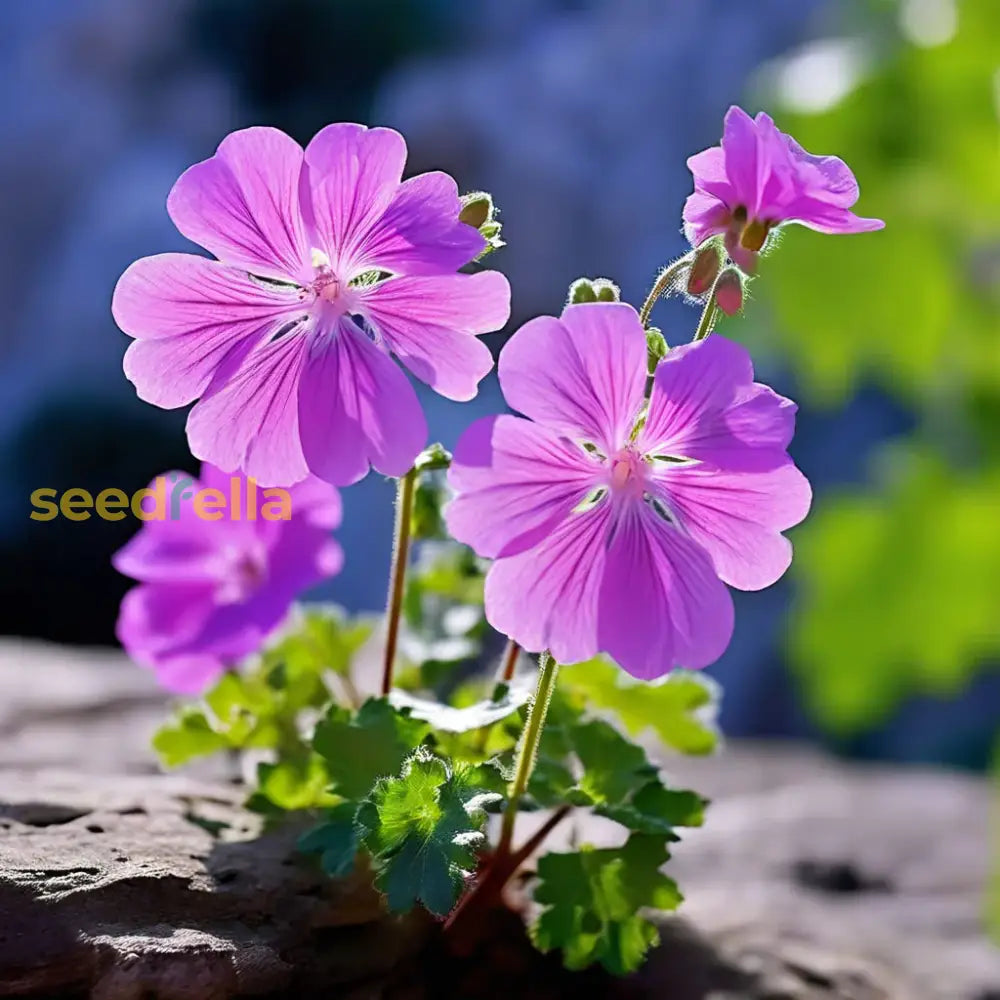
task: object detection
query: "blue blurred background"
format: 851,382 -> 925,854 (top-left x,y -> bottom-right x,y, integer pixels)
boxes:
1,0 -> 996,767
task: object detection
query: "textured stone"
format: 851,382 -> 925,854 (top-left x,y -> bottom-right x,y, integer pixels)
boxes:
1,641 -> 998,998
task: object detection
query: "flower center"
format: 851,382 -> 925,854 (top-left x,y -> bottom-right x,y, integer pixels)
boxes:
608,448 -> 648,498
729,206 -> 773,252
309,247 -> 356,314
214,543 -> 268,606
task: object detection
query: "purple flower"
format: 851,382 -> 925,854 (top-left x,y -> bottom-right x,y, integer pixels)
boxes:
113,125 -> 511,487
113,464 -> 342,693
445,304 -> 811,679
684,105 -> 884,272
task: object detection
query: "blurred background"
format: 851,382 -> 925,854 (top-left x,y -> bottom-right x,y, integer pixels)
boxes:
0,0 -> 997,768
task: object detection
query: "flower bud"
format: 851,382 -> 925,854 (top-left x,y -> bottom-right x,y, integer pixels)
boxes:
568,277 -> 620,306
459,191 -> 504,259
685,241 -> 723,296
714,269 -> 745,316
645,326 -> 668,373
414,442 -> 452,472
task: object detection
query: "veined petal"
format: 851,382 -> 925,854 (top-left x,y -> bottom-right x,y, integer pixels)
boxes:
597,502 -> 734,678
686,145 -> 733,201
167,127 -> 311,282
783,202 -> 885,235
640,335 -> 798,470
653,462 -> 812,591
186,333 -> 311,487
302,123 -> 407,272
721,105 -> 769,216
114,253 -> 304,408
498,303 -> 647,454
354,171 -> 486,276
483,502 -> 612,666
446,414 -> 601,559
682,191 -> 731,248
783,135 -> 861,208
297,317 -> 427,485
361,272 -> 510,400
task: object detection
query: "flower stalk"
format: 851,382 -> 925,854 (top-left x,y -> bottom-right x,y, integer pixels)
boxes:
497,650 -> 560,857
499,638 -> 521,683
381,467 -> 417,696
638,256 -> 691,327
693,289 -> 719,341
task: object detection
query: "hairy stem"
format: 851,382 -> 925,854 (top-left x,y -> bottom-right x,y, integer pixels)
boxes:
381,468 -> 416,696
497,651 -> 559,857
694,287 -> 719,341
638,256 -> 691,327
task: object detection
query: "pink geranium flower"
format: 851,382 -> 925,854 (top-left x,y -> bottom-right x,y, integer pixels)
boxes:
445,303 -> 811,679
113,464 -> 342,693
684,105 -> 884,272
113,125 -> 511,487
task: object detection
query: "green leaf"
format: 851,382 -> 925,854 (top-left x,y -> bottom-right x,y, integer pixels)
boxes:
560,658 -> 720,756
531,834 -> 683,975
357,749 -> 498,915
152,709 -> 230,767
268,604 -> 375,681
312,698 -> 430,800
298,802 -> 360,877
388,679 -> 533,734
247,754 -> 336,813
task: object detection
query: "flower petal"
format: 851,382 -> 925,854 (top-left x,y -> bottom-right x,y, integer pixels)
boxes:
498,303 -> 646,453
116,582 -> 215,659
186,333 -> 311,487
143,654 -> 227,695
682,191 -> 731,248
354,171 -> 486,276
167,127 -> 311,282
653,462 -> 811,591
362,272 -> 510,400
112,471 -> 228,584
115,254 -> 304,408
640,335 -> 797,469
721,105 -> 768,215
597,503 -> 734,678
783,202 -> 885,235
483,503 -> 612,666
783,135 -> 861,208
297,318 -> 427,485
685,146 -> 733,202
302,123 -> 407,272
446,414 -> 600,559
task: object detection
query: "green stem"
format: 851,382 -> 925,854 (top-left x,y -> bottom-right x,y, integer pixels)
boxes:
693,292 -> 719,342
381,468 -> 416,696
638,256 -> 691,327
497,651 -> 559,857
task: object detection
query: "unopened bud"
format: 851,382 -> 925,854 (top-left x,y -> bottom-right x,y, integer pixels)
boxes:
685,241 -> 723,296
414,442 -> 452,473
714,269 -> 745,316
460,191 -> 504,259
568,277 -> 620,306
645,326 -> 668,373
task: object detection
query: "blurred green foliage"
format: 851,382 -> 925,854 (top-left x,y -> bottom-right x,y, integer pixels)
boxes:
745,0 -> 1000,736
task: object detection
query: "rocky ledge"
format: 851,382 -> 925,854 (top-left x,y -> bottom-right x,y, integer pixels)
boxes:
1,640 -> 998,998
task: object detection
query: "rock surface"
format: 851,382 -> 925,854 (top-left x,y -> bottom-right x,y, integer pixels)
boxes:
1,640 -> 999,998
